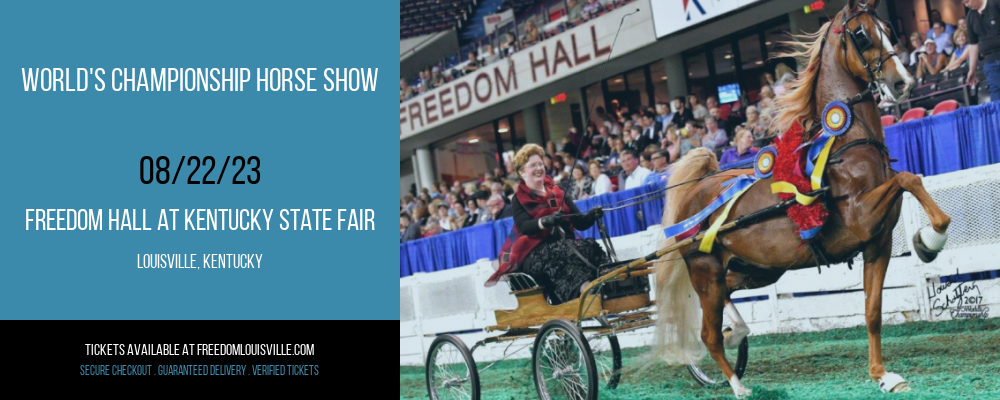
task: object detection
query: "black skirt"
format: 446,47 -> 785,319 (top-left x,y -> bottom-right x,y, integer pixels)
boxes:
521,238 -> 610,305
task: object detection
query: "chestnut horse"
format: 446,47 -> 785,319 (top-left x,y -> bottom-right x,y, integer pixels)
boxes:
653,0 -> 951,397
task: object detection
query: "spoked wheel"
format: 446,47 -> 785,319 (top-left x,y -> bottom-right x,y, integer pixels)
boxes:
586,317 -> 622,390
426,334 -> 480,400
686,327 -> 749,386
532,319 -> 599,400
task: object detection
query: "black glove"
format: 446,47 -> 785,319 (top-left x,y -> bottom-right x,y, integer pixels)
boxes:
587,207 -> 604,220
539,211 -> 564,228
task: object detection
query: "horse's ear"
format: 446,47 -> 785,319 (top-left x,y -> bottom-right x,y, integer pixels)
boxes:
851,0 -> 881,10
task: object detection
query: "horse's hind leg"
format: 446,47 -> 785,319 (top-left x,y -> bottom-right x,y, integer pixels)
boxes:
862,237 -> 910,393
687,251 -> 751,398
722,268 -> 784,349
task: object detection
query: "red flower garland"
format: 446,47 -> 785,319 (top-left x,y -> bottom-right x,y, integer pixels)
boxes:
773,123 -> 828,237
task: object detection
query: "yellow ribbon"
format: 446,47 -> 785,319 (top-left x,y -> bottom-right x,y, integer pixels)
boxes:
770,181 -> 818,205
810,137 -> 837,190
699,183 -> 755,253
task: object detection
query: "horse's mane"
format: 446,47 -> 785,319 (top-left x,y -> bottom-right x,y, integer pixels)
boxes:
770,21 -> 833,137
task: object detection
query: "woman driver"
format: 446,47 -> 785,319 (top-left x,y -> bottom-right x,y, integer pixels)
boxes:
485,144 -> 609,305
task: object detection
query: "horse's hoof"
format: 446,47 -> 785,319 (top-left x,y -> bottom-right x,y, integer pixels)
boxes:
879,372 -> 909,393
723,325 -> 750,349
913,226 -> 947,263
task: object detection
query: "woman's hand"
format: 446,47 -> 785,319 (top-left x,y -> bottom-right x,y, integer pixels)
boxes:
587,207 -> 604,220
540,211 -> 564,228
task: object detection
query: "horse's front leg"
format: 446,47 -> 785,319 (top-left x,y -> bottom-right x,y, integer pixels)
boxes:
862,238 -> 910,393
851,171 -> 950,261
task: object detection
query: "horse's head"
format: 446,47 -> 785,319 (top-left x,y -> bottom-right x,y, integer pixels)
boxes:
835,0 -> 914,103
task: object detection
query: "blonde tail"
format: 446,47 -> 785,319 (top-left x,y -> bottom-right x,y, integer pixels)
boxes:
654,148 -> 718,364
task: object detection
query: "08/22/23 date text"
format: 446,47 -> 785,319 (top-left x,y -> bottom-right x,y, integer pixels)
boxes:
140,156 -> 259,184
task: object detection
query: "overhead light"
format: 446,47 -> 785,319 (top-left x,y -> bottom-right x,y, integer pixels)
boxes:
724,54 -> 732,59
498,128 -> 508,133
613,78 -> 623,83
755,61 -> 764,65
661,76 -> 667,80
469,138 -> 480,143
766,41 -> 772,45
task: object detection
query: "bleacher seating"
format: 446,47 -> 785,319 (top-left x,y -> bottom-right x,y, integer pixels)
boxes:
401,0 -> 476,39
932,99 -> 959,116
881,115 -> 896,127
900,107 -> 926,122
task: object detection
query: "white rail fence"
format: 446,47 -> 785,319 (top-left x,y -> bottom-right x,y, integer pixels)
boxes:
401,164 -> 1000,366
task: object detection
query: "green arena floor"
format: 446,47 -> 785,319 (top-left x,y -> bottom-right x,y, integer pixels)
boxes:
401,318 -> 1000,400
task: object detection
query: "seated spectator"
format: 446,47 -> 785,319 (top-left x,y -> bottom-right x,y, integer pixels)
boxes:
743,105 -> 768,139
643,150 -> 671,186
662,127 -> 681,163
944,28 -> 970,71
567,0 -> 584,25
701,116 -> 728,150
618,149 -> 652,191
582,0 -> 604,20
461,199 -> 478,228
606,136 -> 623,168
400,213 -> 422,243
639,152 -> 653,171
400,78 -> 414,102
487,194 -> 509,220
500,32 -> 519,56
719,129 -> 759,165
894,41 -> 910,67
670,96 -> 694,128
567,165 -> 594,200
436,204 -> 455,232
908,32 -> 925,68
463,51 -> 479,75
473,191 -> 493,225
422,221 -> 441,238
483,43 -> 500,65
522,20 -> 541,47
773,64 -> 795,96
588,160 -> 612,197
928,15 -> 956,55
679,122 -> 703,158
916,39 -> 948,79
689,95 -> 708,120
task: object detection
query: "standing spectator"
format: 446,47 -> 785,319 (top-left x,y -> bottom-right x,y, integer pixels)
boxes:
929,9 -> 958,35
965,0 -> 1000,101
640,114 -> 658,145
916,39 -> 948,79
618,149 -> 652,191
720,129 -> 759,165
702,117 -> 729,151
567,165 -> 594,200
588,160 -> 612,197
670,96 -> 695,128
757,85 -> 776,115
689,95 -> 708,120
945,28 -> 971,71
928,21 -> 956,55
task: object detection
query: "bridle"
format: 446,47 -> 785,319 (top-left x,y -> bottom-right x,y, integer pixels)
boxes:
838,3 -> 901,98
